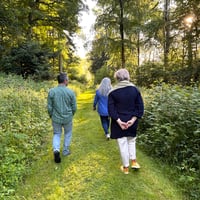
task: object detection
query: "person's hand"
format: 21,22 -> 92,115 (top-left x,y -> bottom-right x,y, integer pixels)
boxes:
117,118 -> 128,130
127,117 -> 137,128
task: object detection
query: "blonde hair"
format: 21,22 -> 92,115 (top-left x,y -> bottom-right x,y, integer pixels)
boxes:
114,68 -> 130,81
98,77 -> 112,96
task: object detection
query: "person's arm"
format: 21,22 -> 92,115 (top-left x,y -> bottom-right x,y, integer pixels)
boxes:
47,90 -> 53,118
108,93 -> 119,120
135,90 -> 144,118
71,92 -> 77,115
127,89 -> 144,127
127,116 -> 137,127
93,91 -> 99,110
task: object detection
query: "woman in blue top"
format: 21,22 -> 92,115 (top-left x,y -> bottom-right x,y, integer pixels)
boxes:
93,77 -> 112,140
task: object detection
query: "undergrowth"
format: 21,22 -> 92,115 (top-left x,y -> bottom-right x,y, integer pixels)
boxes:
139,84 -> 200,199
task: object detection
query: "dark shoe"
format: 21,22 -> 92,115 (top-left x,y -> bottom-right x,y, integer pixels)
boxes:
54,151 -> 61,163
63,150 -> 71,156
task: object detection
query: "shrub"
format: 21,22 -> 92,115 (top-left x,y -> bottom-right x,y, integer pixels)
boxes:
0,41 -> 53,80
139,84 -> 200,199
0,74 -> 49,198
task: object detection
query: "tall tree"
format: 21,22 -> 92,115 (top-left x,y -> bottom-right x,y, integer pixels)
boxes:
119,0 -> 125,67
163,0 -> 171,69
94,0 -> 154,68
171,0 -> 199,79
92,0 -> 199,84
0,0 -> 85,77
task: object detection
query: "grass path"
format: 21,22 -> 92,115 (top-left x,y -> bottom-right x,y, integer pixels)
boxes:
14,90 -> 184,200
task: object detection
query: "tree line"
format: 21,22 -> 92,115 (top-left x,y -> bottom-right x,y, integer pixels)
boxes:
0,0 -> 199,86
0,0 -> 85,80
90,0 -> 200,86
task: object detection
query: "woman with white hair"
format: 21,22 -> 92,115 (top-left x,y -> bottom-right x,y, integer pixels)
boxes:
93,77 -> 112,140
108,69 -> 144,174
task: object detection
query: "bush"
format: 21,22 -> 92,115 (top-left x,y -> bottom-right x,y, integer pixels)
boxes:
94,66 -> 113,85
135,60 -> 200,87
0,74 -> 50,198
135,62 -> 166,87
139,84 -> 200,199
0,41 -> 53,80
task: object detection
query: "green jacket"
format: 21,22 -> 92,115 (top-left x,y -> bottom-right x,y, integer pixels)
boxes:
47,85 -> 77,124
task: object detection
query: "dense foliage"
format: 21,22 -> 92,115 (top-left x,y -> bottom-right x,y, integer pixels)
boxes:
139,84 -> 200,199
0,0 -> 85,79
91,0 -> 200,85
0,41 -> 53,80
135,61 -> 200,87
0,74 -> 50,198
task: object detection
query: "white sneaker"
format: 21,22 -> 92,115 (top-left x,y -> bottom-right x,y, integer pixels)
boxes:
106,134 -> 110,140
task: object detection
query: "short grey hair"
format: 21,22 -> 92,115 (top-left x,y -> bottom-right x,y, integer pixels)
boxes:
114,68 -> 130,81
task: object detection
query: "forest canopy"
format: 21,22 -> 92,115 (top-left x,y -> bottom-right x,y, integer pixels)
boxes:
0,0 -> 86,79
0,0 -> 199,86
90,0 -> 200,86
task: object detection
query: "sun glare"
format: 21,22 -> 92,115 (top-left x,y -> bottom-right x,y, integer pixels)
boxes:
183,13 -> 196,29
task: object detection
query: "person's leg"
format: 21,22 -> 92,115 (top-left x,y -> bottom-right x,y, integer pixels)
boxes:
106,117 -> 110,139
63,121 -> 72,156
106,116 -> 110,131
128,137 -> 140,169
52,122 -> 62,152
117,137 -> 129,167
128,137 -> 136,160
100,116 -> 110,136
117,137 -> 129,174
52,122 -> 62,163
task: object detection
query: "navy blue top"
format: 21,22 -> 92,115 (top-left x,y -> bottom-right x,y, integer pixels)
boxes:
93,90 -> 109,116
108,86 -> 144,139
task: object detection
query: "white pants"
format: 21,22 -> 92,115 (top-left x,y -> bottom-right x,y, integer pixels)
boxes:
117,137 -> 137,167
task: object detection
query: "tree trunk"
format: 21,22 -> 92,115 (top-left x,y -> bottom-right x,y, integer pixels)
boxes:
58,52 -> 63,73
187,32 -> 193,68
119,0 -> 125,68
137,32 -> 140,67
163,0 -> 170,70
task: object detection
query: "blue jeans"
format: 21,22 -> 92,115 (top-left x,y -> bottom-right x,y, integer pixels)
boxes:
52,121 -> 72,155
100,115 -> 110,135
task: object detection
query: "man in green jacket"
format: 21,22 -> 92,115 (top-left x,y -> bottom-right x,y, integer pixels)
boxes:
47,73 -> 77,163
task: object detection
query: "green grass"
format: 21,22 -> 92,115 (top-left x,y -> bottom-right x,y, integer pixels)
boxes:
13,90 -> 185,200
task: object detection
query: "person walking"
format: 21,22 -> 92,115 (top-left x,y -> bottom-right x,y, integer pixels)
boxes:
108,69 -> 144,174
47,72 -> 77,163
93,77 -> 112,140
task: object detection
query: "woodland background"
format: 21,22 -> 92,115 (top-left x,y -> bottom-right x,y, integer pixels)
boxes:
0,0 -> 199,84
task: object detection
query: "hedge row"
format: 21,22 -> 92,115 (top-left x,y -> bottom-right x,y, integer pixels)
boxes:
0,74 -> 50,198
139,84 -> 200,199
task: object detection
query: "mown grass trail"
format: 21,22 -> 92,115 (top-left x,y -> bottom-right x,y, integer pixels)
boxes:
14,90 -> 184,200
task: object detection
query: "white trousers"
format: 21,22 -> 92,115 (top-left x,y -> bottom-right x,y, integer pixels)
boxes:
117,137 -> 137,167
